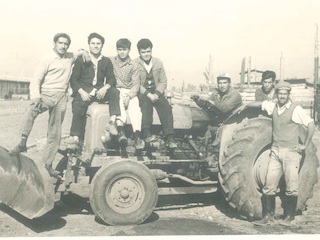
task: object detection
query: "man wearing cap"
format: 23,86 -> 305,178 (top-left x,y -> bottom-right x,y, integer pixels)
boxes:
193,73 -> 242,123
255,70 -> 277,101
10,33 -> 90,178
242,81 -> 315,226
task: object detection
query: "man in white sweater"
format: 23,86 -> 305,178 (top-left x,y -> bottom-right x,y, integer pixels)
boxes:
10,33 -> 88,179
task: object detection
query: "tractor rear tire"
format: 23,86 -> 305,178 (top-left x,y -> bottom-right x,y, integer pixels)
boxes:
89,159 -> 158,225
218,116 -> 319,220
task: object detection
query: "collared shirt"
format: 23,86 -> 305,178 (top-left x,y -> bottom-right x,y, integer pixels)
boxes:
110,56 -> 140,99
255,87 -> 276,101
262,99 -> 313,127
29,49 -> 77,99
89,53 -> 103,86
143,60 -> 153,73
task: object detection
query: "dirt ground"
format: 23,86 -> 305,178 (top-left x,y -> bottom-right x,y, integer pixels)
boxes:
1,100 -> 320,237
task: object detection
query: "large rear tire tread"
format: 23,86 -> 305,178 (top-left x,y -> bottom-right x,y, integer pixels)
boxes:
218,116 -> 319,220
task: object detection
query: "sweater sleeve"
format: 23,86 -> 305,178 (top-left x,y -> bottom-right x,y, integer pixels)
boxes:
214,90 -> 243,114
29,60 -> 48,99
69,57 -> 84,94
105,59 -> 116,87
127,61 -> 141,99
155,60 -> 167,95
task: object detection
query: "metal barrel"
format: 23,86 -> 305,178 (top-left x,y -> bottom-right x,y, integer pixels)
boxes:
0,146 -> 55,219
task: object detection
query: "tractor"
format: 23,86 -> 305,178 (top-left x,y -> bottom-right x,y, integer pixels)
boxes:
0,94 -> 318,225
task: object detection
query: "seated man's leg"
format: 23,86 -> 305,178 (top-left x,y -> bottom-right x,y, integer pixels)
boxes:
69,94 -> 90,148
11,99 -> 48,153
153,95 -> 176,148
138,93 -> 154,141
102,87 -> 121,136
127,95 -> 144,149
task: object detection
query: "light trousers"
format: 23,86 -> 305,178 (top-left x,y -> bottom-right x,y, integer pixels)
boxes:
117,88 -> 142,132
263,146 -> 301,196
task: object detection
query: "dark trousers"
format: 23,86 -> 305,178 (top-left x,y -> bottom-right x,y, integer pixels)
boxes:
138,93 -> 174,138
70,87 -> 120,139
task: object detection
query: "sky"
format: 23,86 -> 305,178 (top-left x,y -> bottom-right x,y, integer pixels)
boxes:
1,0 -> 320,88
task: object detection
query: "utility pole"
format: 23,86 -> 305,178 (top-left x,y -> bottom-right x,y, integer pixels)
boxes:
247,56 -> 251,85
314,24 -> 319,122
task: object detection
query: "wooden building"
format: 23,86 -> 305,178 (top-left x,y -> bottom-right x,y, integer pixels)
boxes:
0,79 -> 29,100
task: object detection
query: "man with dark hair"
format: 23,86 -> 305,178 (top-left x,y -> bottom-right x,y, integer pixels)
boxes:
110,38 -> 144,149
69,32 -> 121,160
242,81 -> 315,226
135,38 -> 177,148
10,33 -> 89,178
255,70 -> 277,101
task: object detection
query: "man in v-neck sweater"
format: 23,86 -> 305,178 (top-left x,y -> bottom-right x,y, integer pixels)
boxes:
135,39 -> 177,148
243,81 -> 315,226
10,33 -> 90,178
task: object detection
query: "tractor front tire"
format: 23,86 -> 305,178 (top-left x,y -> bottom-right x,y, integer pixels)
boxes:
89,159 -> 158,225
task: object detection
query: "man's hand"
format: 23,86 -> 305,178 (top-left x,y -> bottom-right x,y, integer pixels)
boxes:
78,88 -> 92,102
147,93 -> 158,103
96,86 -> 109,100
123,95 -> 130,109
293,144 -> 306,153
31,97 -> 42,107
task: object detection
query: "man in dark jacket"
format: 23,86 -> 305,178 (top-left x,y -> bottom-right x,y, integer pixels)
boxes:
69,33 -> 121,161
135,39 -> 177,148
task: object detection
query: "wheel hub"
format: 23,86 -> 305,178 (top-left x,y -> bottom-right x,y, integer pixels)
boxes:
106,176 -> 145,214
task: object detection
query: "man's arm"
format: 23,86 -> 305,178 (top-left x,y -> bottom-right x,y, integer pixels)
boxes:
292,105 -> 316,152
126,62 -> 141,99
69,57 -> 84,94
154,60 -> 167,97
29,60 -> 48,100
104,59 -> 116,89
214,92 -> 242,114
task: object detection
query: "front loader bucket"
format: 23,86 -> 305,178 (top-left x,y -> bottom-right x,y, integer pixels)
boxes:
0,146 -> 55,219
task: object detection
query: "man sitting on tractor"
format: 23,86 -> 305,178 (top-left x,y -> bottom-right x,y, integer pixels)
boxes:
192,73 -> 243,124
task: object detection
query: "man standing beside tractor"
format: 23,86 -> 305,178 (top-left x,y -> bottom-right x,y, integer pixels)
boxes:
68,33 -> 122,162
255,70 -> 277,101
135,38 -> 177,149
110,38 -> 145,150
10,33 -> 91,178
242,81 -> 315,226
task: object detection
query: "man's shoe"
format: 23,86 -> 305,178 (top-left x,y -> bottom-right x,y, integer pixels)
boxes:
45,164 -> 61,180
118,131 -> 128,145
134,138 -> 145,150
253,217 -> 273,226
145,134 -> 157,143
9,143 -> 27,154
166,138 -> 178,149
106,121 -> 118,136
79,152 -> 92,164
66,140 -> 80,152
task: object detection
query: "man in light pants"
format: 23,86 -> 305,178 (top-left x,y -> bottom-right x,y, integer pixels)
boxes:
110,38 -> 144,149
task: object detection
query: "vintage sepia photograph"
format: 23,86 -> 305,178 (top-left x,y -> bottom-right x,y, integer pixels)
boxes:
0,0 -> 320,238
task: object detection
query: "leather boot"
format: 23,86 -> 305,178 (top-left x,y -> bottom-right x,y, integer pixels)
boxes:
9,136 -> 28,154
280,195 -> 297,226
253,194 -> 275,226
